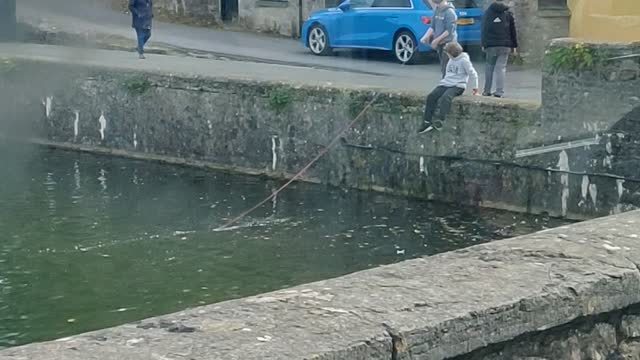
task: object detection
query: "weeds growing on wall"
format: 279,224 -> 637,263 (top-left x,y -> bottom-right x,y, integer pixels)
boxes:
548,44 -> 608,72
124,76 -> 152,95
269,88 -> 292,113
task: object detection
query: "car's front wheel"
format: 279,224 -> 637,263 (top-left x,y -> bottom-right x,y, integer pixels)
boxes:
308,25 -> 332,56
394,31 -> 417,64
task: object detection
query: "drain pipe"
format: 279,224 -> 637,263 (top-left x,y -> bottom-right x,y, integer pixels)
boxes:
298,0 -> 303,38
605,53 -> 640,61
0,0 -> 16,42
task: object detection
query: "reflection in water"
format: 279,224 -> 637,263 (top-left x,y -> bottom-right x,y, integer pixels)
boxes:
0,143 -> 570,347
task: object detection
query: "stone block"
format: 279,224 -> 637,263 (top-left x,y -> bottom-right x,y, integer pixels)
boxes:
619,339 -> 640,360
621,315 -> 640,338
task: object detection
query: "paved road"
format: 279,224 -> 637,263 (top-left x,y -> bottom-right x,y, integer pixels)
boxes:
17,0 -> 542,100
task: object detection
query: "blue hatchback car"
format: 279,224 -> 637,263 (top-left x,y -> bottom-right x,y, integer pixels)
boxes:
301,0 -> 484,64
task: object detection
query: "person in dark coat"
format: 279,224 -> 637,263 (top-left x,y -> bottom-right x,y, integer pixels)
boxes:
129,0 -> 153,59
481,0 -> 518,97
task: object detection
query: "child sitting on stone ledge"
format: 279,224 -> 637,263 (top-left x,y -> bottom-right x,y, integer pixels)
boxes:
418,42 -> 479,134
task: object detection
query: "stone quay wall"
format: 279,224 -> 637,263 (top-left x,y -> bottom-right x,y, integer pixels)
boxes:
509,39 -> 640,218
3,210 -> 640,359
0,53 -> 638,220
541,39 -> 640,144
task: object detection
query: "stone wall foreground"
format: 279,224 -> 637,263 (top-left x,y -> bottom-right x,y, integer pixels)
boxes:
0,54 -> 638,219
2,209 -> 640,359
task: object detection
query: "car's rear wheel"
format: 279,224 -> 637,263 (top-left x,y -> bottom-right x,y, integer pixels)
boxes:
308,25 -> 332,56
394,31 -> 417,64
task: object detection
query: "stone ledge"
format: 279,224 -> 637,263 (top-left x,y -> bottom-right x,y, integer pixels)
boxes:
537,9 -> 571,18
2,211 -> 640,360
256,0 -> 291,8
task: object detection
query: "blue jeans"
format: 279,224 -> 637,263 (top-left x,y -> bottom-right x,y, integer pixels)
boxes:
135,27 -> 151,54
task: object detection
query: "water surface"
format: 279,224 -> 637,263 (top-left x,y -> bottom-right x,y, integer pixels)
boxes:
0,144 -> 568,346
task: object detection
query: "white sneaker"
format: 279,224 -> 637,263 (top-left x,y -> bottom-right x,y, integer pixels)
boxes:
418,122 -> 434,134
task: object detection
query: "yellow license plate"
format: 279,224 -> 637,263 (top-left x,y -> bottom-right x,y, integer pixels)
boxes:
457,18 -> 474,25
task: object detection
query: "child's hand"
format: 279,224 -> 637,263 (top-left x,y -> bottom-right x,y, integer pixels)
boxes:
472,88 -> 479,96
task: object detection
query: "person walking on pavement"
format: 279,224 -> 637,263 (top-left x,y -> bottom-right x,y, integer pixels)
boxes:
420,0 -> 457,79
129,0 -> 153,59
481,0 -> 518,98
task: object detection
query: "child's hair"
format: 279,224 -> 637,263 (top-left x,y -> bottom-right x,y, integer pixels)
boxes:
444,42 -> 464,57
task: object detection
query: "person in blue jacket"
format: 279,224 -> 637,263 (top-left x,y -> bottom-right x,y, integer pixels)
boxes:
129,0 -> 153,59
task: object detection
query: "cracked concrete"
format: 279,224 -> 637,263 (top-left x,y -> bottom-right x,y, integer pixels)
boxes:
2,211 -> 640,359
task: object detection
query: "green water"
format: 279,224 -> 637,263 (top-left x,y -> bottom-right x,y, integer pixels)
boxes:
0,144 -> 568,347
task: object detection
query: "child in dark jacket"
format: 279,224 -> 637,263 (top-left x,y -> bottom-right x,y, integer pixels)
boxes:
418,42 -> 478,134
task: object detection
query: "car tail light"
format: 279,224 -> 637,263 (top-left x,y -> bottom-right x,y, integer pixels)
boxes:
421,16 -> 430,24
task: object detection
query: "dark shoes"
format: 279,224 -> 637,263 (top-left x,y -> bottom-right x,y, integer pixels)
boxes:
482,92 -> 504,98
418,120 -> 443,134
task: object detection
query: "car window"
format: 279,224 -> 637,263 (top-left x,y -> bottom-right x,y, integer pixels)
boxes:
352,0 -> 375,8
451,0 -> 482,8
371,0 -> 412,8
423,0 -> 483,9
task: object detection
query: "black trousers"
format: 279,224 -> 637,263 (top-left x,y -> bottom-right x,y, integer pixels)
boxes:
423,85 -> 465,123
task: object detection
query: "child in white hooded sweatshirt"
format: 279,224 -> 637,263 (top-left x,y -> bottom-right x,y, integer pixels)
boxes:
418,42 -> 479,134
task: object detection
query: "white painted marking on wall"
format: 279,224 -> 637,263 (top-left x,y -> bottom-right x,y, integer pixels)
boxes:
617,179 -> 625,199
73,111 -> 79,140
44,96 -> 53,119
133,132 -> 138,149
588,183 -> 598,208
419,156 -> 426,174
557,150 -> 570,217
98,112 -> 107,141
271,136 -> 278,171
581,175 -> 589,199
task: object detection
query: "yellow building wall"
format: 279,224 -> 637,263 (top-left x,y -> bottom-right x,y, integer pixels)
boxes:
568,0 -> 640,41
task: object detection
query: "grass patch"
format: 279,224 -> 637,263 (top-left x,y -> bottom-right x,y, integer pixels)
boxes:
124,76 -> 152,95
269,88 -> 292,113
548,43 -> 608,72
